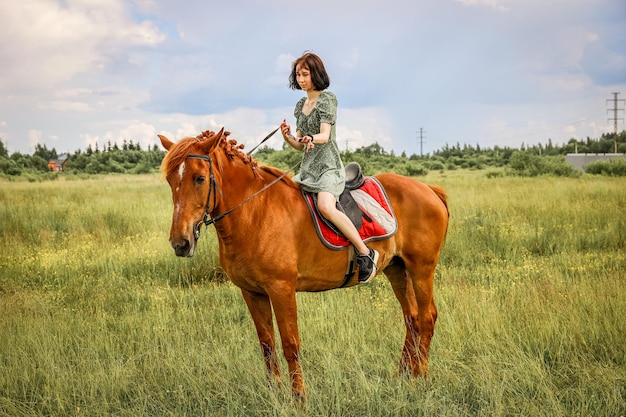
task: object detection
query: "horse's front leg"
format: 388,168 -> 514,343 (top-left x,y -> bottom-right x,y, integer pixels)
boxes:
241,289 -> 281,386
266,285 -> 306,400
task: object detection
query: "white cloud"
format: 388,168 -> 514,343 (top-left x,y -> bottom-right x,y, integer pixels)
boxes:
275,54 -> 296,73
1,0 -> 624,157
81,134 -> 100,150
339,107 -> 394,151
455,0 -> 510,11
28,130 -> 43,149
117,122 -> 157,149
0,0 -> 165,90
39,101 -> 93,112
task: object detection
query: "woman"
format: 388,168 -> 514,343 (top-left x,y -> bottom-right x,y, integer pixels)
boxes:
280,52 -> 379,283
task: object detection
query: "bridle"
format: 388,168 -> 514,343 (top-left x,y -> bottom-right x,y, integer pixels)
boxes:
185,153 -> 221,240
184,127 -> 300,240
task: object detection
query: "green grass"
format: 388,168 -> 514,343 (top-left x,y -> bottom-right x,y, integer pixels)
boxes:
0,171 -> 624,416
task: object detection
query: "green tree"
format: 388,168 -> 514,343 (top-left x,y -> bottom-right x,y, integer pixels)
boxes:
356,142 -> 386,158
0,139 -> 8,158
34,143 -> 57,161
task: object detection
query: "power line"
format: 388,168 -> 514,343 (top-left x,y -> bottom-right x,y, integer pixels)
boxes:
417,128 -> 426,156
606,92 -> 624,153
606,92 -> 624,134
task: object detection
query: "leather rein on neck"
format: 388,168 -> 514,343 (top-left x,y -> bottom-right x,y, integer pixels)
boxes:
185,127 -> 300,240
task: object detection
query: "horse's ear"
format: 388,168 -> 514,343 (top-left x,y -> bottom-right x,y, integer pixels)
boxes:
200,127 -> 225,154
158,134 -> 174,151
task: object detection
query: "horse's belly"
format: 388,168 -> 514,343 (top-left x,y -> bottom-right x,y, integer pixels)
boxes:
221,251 -> 358,293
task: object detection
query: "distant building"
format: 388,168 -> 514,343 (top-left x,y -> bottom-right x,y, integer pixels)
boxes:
48,153 -> 69,171
565,153 -> 626,171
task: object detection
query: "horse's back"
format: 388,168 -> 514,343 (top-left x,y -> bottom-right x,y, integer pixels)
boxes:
375,173 -> 448,217
375,173 -> 449,255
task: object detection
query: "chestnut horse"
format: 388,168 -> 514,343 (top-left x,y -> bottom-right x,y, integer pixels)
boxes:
159,129 -> 449,399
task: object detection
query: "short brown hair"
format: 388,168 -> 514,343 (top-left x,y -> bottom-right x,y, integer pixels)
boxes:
288,52 -> 331,91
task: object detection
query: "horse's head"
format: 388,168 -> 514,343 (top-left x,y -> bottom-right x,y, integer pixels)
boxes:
159,129 -> 226,257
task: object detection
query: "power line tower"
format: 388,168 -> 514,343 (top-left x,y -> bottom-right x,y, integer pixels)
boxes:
606,92 -> 624,153
417,128 -> 426,157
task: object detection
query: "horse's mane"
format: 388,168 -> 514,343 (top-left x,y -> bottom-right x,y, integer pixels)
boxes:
161,130 -> 260,178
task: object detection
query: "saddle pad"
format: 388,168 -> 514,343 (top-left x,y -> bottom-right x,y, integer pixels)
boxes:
303,177 -> 397,250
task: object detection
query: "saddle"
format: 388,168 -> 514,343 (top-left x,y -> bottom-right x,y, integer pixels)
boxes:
302,162 -> 397,251
309,162 -> 367,232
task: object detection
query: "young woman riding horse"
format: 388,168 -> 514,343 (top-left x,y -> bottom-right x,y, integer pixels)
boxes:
159,128 -> 449,400
280,52 -> 379,283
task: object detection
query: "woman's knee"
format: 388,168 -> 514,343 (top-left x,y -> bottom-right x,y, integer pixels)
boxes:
317,194 -> 337,218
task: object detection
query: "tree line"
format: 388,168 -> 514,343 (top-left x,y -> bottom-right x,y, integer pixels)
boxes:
0,140 -> 166,179
1,131 -> 625,180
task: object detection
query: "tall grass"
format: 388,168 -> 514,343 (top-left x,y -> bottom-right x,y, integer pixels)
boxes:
0,171 -> 624,416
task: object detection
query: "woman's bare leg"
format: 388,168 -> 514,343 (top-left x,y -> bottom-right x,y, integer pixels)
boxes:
316,191 -> 369,255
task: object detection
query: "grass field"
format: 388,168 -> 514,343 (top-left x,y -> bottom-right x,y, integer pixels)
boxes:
0,171 -> 624,416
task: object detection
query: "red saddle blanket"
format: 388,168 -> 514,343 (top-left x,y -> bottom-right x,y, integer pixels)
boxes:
303,177 -> 397,250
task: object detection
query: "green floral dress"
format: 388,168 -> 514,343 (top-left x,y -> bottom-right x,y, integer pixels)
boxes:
292,91 -> 345,200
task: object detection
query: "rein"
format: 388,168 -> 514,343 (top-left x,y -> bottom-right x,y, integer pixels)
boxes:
186,128 -> 300,240
246,126 -> 280,156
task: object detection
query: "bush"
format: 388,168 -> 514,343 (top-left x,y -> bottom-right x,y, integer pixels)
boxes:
426,160 -> 445,171
584,158 -> 626,176
507,152 -> 580,177
544,156 -> 581,177
395,161 -> 428,177
0,158 -> 23,176
131,162 -> 155,174
486,170 -> 504,178
508,152 -> 543,176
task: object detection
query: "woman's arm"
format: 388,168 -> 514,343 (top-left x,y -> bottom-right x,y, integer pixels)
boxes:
298,123 -> 329,153
292,123 -> 331,152
308,122 -> 331,145
281,119 -> 330,152
285,131 -> 306,151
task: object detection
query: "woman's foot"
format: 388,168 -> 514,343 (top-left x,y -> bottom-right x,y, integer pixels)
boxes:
356,248 -> 379,283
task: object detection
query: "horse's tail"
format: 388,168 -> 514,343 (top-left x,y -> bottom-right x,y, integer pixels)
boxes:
428,185 -> 449,218
429,184 -> 450,241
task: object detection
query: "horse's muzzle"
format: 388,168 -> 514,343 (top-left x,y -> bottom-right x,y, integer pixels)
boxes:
171,237 -> 195,257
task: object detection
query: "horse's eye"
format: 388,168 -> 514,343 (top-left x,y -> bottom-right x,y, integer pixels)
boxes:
195,176 -> 206,185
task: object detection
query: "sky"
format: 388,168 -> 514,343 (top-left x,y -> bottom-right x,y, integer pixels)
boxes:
1,0 -> 625,157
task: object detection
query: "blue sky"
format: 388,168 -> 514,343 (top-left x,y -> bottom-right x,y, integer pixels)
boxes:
1,0 -> 625,156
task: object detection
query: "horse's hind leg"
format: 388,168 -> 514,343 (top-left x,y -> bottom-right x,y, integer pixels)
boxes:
241,289 -> 281,385
385,261 -> 421,376
410,257 -> 438,377
385,257 -> 438,377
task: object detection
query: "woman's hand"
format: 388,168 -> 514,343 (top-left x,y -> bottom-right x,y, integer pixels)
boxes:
299,135 -> 315,153
280,119 -> 294,141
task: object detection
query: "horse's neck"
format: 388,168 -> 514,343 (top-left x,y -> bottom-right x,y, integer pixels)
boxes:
212,164 -> 248,205
212,166 -> 299,239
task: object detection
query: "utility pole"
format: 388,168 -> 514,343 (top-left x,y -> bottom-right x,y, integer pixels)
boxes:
607,92 -> 624,153
417,128 -> 426,157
